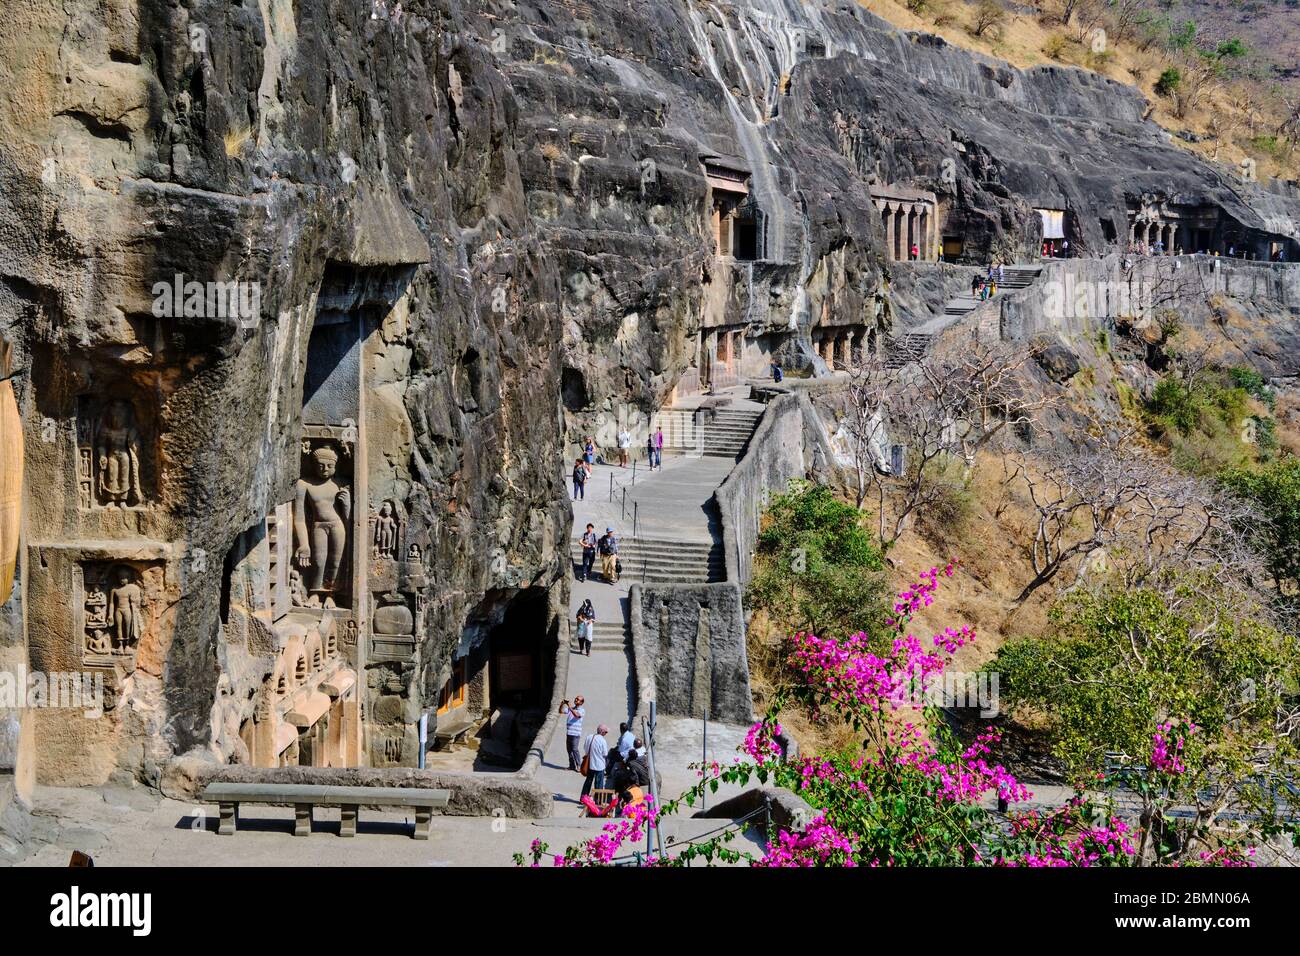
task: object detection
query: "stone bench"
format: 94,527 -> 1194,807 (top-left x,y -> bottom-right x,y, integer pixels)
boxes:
432,713 -> 477,750
201,782 -> 451,839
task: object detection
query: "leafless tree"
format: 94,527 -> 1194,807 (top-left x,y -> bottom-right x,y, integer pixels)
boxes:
1005,426 -> 1263,604
839,339 -> 1058,549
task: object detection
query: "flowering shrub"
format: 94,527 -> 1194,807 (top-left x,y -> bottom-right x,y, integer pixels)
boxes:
528,562 -> 1261,867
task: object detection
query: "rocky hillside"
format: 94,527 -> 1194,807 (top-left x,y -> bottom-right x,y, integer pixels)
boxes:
0,0 -> 1296,785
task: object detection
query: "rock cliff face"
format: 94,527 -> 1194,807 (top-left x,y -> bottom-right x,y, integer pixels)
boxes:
0,0 -> 1296,786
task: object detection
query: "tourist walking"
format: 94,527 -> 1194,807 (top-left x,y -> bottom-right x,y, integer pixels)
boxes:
579,522 -> 597,581
598,527 -> 620,583
571,457 -> 587,500
910,242 -> 919,261
580,724 -> 610,798
584,437 -> 596,467
654,426 -> 664,467
645,434 -> 656,471
617,426 -> 631,467
575,599 -> 595,655
560,695 -> 586,772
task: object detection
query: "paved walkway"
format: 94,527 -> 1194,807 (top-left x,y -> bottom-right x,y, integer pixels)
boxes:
9,784 -> 765,866
534,388 -> 763,816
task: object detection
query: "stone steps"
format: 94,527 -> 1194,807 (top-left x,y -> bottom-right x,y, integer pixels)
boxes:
702,408 -> 762,459
569,537 -> 726,584
924,265 -> 1044,352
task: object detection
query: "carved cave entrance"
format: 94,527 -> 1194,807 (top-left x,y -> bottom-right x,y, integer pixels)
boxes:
448,587 -> 555,769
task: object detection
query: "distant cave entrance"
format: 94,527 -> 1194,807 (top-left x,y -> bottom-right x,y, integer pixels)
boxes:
487,588 -> 553,711
732,215 -> 759,261
1100,217 -> 1118,244
452,587 -> 557,769
561,366 -> 589,411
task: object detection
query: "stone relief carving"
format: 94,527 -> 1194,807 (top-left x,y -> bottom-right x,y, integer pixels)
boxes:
82,562 -> 148,661
292,441 -> 352,608
77,397 -> 146,509
369,498 -> 405,560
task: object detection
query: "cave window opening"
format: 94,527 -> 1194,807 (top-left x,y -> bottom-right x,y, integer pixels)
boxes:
703,157 -> 754,260
732,215 -> 759,261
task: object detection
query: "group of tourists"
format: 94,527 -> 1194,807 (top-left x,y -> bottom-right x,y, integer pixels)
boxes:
616,427 -> 666,468
576,522 -> 620,586
574,429 -> 665,492
559,698 -> 652,811
971,261 -> 1004,300
1041,239 -> 1070,258
1125,240 -> 1287,261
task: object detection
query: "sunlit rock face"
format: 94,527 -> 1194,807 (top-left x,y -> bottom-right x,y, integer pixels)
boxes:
0,0 -> 1295,786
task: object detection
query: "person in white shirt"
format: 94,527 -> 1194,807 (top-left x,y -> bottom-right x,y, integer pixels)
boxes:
580,724 -> 610,798
616,723 -> 635,759
617,428 -> 630,467
560,696 -> 585,772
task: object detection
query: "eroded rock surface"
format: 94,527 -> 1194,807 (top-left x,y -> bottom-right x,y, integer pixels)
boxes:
0,0 -> 1295,792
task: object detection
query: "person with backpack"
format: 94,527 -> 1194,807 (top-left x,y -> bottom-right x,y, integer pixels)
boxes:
575,599 -> 595,655
571,457 -> 587,500
598,527 -> 620,584
578,523 -> 597,581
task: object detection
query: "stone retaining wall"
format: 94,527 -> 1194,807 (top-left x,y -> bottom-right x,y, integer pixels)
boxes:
630,389 -> 838,728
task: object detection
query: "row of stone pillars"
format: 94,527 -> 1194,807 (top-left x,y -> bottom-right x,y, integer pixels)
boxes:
813,326 -> 876,370
1129,218 -> 1205,254
876,200 -> 935,261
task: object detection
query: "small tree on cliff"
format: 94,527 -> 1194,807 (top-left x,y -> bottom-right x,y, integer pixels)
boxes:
970,0 -> 1007,38
841,341 -> 1055,549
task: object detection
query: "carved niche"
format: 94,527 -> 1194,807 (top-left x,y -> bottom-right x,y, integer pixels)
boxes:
369,498 -> 405,561
291,435 -> 353,609
77,396 -> 149,509
81,561 -> 153,665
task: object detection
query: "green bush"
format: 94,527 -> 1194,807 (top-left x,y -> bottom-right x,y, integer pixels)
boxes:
994,577 -> 1300,791
1145,367 -> 1276,475
747,480 -> 888,642
1154,67 -> 1182,96
1219,457 -> 1300,593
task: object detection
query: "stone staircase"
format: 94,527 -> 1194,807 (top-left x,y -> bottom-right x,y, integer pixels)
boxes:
701,406 -> 763,460
888,265 -> 1044,368
569,536 -> 725,586
588,620 -> 630,653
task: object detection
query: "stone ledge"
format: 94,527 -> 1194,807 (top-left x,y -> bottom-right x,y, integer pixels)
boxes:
693,786 -> 813,833
163,756 -> 553,818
